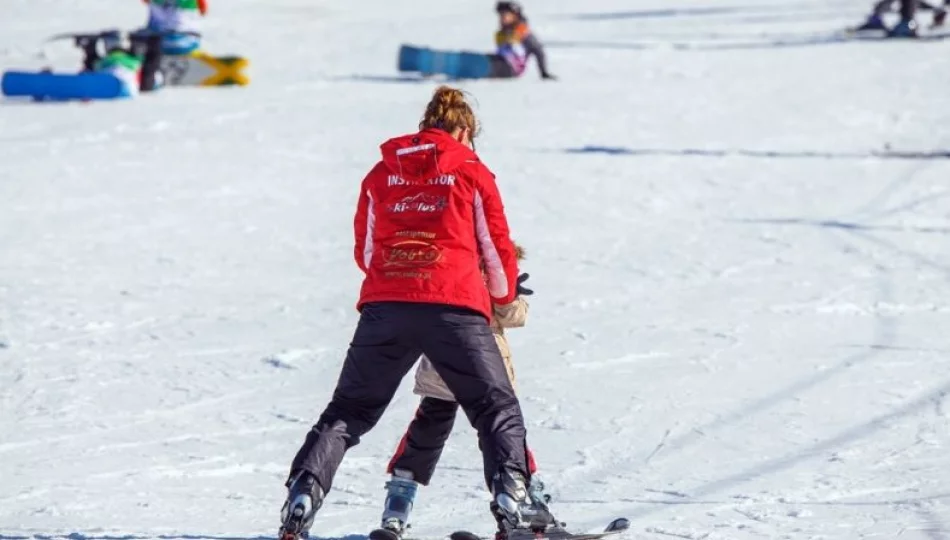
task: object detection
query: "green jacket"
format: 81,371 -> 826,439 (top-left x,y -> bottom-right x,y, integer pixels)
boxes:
95,50 -> 143,73
152,0 -> 201,10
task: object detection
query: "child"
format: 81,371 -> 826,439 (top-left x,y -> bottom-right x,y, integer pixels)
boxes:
377,245 -> 551,540
142,0 -> 208,54
491,2 -> 555,80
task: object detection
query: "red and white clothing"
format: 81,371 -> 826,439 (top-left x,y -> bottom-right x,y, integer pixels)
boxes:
354,128 -> 519,320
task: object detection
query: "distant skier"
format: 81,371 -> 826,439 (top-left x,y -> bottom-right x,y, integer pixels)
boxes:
142,0 -> 208,54
278,86 -> 552,540
854,0 -> 947,36
491,1 -> 556,79
377,246 -> 552,540
76,30 -> 164,94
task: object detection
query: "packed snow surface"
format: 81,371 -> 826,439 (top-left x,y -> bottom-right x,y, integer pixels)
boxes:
2,0 -> 949,539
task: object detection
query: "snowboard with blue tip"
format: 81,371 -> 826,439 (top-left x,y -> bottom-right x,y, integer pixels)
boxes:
397,45 -> 491,79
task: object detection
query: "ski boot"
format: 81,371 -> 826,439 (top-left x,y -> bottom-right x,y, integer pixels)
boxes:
489,502 -> 509,540
528,475 -> 567,531
888,17 -> 919,37
372,470 -> 419,540
527,475 -> 553,509
854,13 -> 887,32
491,469 -> 556,539
279,471 -> 324,540
488,482 -> 558,540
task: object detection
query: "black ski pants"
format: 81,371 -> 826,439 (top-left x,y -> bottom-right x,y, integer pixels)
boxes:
289,302 -> 529,493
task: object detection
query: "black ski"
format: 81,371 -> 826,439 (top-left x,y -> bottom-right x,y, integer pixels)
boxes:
47,29 -> 202,43
450,517 -> 630,540
369,529 -> 402,540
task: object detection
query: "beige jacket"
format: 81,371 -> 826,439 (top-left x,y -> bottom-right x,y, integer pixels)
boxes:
413,297 -> 529,402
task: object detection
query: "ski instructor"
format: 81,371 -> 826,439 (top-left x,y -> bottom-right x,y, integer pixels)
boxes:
278,86 -> 547,540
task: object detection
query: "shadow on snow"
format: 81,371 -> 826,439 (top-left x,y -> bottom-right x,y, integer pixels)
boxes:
563,145 -> 950,161
547,33 -> 950,52
0,535 -> 366,540
558,6 -> 753,21
331,74 -> 429,84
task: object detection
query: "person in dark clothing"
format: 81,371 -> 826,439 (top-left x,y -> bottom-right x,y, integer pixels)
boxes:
76,30 -> 164,92
277,87 -> 553,540
490,1 -> 555,79
855,0 -> 947,36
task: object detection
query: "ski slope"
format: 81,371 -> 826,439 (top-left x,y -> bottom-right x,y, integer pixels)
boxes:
2,0 -> 949,538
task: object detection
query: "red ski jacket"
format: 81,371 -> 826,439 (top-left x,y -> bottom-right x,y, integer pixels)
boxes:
353,128 -> 520,320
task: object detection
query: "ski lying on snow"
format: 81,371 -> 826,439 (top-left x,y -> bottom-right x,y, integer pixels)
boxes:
450,517 -> 630,540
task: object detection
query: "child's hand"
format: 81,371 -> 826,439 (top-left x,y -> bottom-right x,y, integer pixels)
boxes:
516,273 -> 534,296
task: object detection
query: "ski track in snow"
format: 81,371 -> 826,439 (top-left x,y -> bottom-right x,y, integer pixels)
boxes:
2,0 -> 950,539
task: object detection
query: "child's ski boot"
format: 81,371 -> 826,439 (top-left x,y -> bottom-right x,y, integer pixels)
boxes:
370,470 -> 419,540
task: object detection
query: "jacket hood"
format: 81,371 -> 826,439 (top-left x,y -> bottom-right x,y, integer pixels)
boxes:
380,128 -> 478,181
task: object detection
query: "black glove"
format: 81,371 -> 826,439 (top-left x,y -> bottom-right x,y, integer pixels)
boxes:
516,273 -> 534,296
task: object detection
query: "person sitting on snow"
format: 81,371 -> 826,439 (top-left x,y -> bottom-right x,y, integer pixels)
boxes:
854,0 -> 947,37
491,1 -> 556,79
77,30 -> 164,94
142,0 -> 208,55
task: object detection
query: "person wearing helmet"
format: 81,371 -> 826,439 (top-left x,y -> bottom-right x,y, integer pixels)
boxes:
491,1 -> 555,79
142,0 -> 208,54
78,31 -> 165,94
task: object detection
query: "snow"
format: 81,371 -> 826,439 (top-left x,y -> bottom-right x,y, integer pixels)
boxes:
2,0 -> 949,538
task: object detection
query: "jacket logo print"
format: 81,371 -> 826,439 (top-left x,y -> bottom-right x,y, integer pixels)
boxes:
387,194 -> 448,214
387,174 -> 456,187
383,240 -> 443,268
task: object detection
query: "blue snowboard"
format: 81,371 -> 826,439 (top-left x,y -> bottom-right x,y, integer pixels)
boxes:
2,71 -> 131,100
398,45 -> 492,79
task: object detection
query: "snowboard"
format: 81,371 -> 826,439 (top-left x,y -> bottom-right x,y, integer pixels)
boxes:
160,52 -> 250,87
48,29 -> 202,43
47,31 -> 249,87
397,45 -> 492,79
1,70 -> 131,100
450,517 -> 630,540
